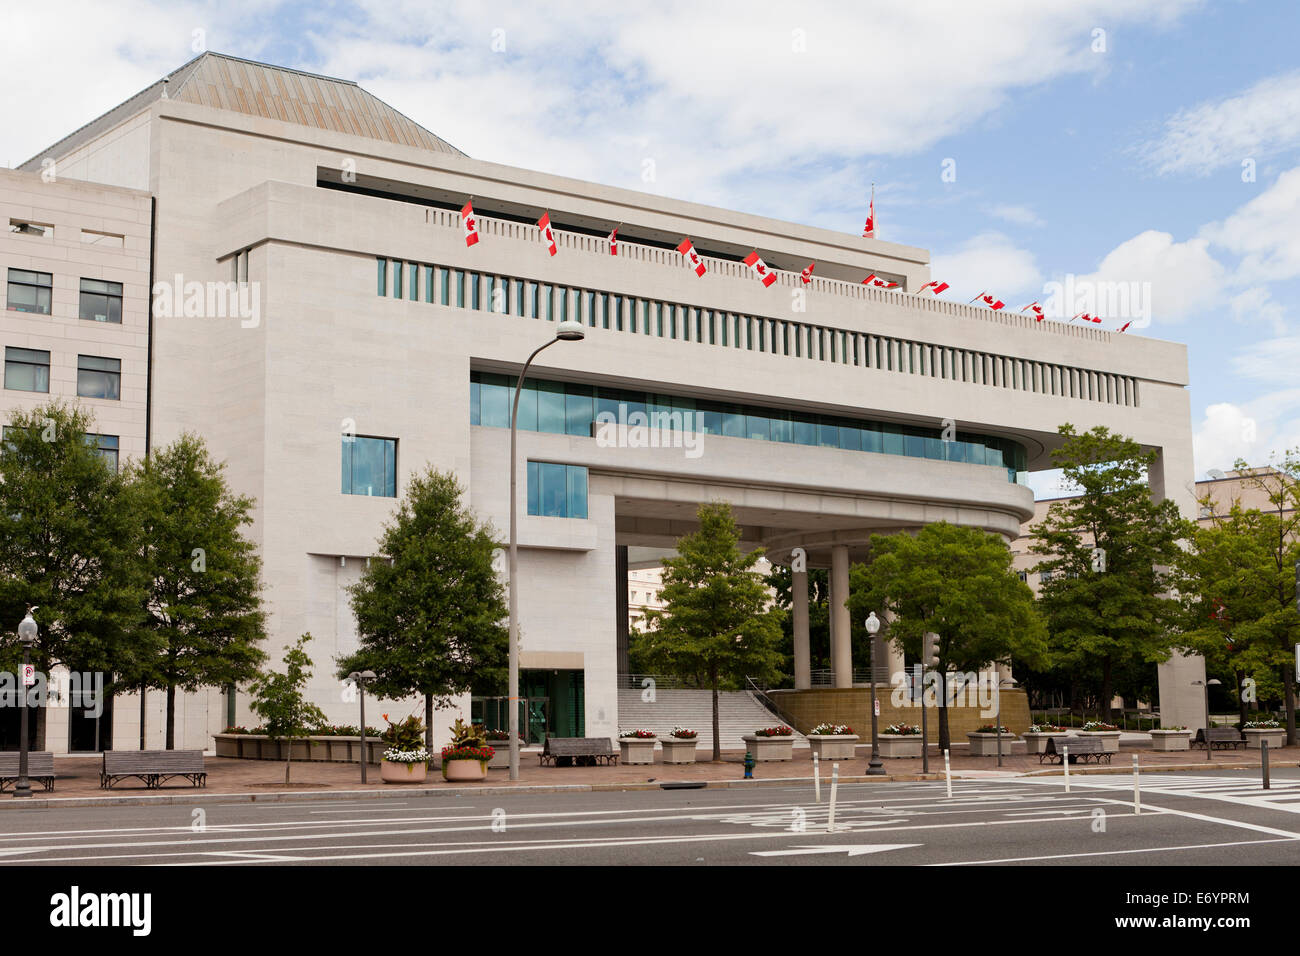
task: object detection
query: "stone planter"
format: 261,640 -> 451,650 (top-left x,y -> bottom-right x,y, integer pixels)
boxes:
619,737 -> 658,765
485,741 -> 516,769
876,734 -> 923,759
381,759 -> 428,784
212,734 -> 382,764
743,735 -> 795,762
805,735 -> 859,760
443,759 -> 489,782
1148,730 -> 1192,752
1023,732 -> 1067,755
1244,728 -> 1286,750
660,737 -> 700,764
966,732 -> 1017,757
1079,731 -> 1122,753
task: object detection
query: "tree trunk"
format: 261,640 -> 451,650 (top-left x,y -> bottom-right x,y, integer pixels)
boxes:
284,738 -> 293,785
711,667 -> 721,763
139,683 -> 147,750
165,684 -> 176,750
425,694 -> 434,756
937,670 -> 950,753
1100,656 -> 1114,722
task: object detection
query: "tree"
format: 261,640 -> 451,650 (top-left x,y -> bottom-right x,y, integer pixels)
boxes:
248,633 -> 328,784
129,434 -> 267,748
336,468 -> 508,756
0,402 -> 149,748
1030,425 -> 1191,719
639,502 -> 786,761
849,522 -> 1046,751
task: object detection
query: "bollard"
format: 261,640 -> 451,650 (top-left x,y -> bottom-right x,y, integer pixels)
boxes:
1262,740 -> 1270,790
1133,755 -> 1140,815
813,752 -> 821,804
827,763 -> 840,832
743,750 -> 755,780
943,749 -> 952,799
1063,746 -> 1070,793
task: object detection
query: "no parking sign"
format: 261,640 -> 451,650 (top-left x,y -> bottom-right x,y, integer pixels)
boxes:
21,664 -> 35,686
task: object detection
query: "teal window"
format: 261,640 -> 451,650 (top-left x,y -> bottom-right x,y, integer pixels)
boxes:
565,386 -> 594,437
440,269 -> 450,305
393,261 -> 403,299
454,270 -> 465,308
342,436 -> 397,497
542,285 -> 553,321
423,265 -> 434,303
470,273 -> 481,310
376,258 -> 387,296
478,374 -> 510,427
611,295 -> 622,331
513,279 -> 524,316
5,347 -> 49,392
537,380 -> 566,433
527,462 -> 588,518
409,263 -> 418,300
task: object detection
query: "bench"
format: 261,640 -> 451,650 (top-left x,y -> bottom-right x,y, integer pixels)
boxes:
1039,735 -> 1111,766
101,750 -> 207,789
0,752 -> 55,792
1194,727 -> 1245,751
538,737 -> 618,767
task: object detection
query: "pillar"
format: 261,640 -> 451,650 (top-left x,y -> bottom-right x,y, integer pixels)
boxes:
792,568 -> 811,690
831,545 -> 852,688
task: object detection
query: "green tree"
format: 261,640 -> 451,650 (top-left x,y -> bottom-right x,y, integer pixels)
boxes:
248,633 -> 328,785
0,402 -> 149,748
129,434 -> 267,748
336,468 -> 508,755
849,522 -> 1046,751
1030,425 -> 1191,719
639,502 -> 786,761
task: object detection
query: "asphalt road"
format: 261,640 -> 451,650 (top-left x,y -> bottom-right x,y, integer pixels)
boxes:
2,767 -> 1300,866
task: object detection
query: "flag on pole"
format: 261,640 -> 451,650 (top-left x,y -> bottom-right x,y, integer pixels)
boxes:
538,212 -> 558,256
608,226 -> 618,256
1071,312 -> 1102,323
972,292 -> 1005,310
862,273 -> 898,289
461,201 -> 479,247
800,262 -> 815,284
918,280 -> 949,296
862,185 -> 875,238
677,237 -> 706,276
1020,301 -> 1044,321
1118,321 -> 1132,333
743,250 -> 778,287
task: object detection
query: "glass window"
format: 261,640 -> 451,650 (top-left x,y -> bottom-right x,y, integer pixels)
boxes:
904,433 -> 925,457
818,423 -> 838,447
513,279 -> 524,315
542,285 -> 553,322
793,418 -> 816,446
85,433 -> 119,472
479,374 -> 510,427
4,347 -> 50,392
882,427 -> 904,455
440,268 -> 450,305
453,270 -> 465,308
537,381 -> 566,433
79,278 -> 123,323
567,465 -> 589,519
470,273 -> 481,310
722,406 -> 745,438
393,261 -> 403,300
470,377 -> 480,425
770,413 -> 793,443
565,387 -> 594,437
514,381 -> 537,432
839,425 -> 862,451
376,258 -> 387,296
77,355 -> 121,400
410,263 -> 419,300
341,436 -> 397,497
746,414 -> 770,441
424,265 -> 434,303
611,295 -> 622,331
527,462 -> 588,519
861,429 -> 882,454
7,269 -> 52,314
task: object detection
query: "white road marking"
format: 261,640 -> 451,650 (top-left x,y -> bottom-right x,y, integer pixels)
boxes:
751,844 -> 921,857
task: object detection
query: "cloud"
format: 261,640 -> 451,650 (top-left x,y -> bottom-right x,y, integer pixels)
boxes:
986,204 -> 1045,227
1193,394 -> 1300,475
1202,166 -> 1300,284
1230,336 -> 1300,385
1065,230 -> 1226,324
1229,286 -> 1287,336
929,232 -> 1042,303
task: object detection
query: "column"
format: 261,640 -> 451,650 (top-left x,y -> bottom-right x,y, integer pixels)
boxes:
792,568 -> 811,690
831,545 -> 851,688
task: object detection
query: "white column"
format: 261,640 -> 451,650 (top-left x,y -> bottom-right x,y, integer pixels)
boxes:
831,545 -> 851,688
792,568 -> 811,690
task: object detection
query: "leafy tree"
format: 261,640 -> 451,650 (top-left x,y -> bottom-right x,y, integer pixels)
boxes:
638,502 -> 786,761
849,522 -> 1046,751
0,402 -> 149,748
336,468 -> 508,755
129,434 -> 266,748
248,633 -> 328,784
1030,425 -> 1191,719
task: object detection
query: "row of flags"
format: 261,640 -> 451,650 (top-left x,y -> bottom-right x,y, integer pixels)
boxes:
459,199 -> 1132,333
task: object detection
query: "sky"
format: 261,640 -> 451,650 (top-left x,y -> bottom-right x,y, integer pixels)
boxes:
3,0 -> 1299,498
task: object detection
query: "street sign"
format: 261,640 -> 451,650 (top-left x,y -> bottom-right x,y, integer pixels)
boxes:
21,664 -> 35,687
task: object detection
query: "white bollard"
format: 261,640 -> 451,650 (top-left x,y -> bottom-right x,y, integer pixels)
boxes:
1133,755 -> 1140,815
813,752 -> 821,804
827,763 -> 840,832
1063,746 -> 1070,793
943,748 -> 952,798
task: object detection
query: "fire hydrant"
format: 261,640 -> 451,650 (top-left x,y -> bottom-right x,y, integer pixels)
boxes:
743,751 -> 755,779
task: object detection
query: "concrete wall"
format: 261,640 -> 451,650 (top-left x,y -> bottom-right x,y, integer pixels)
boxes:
769,686 -> 1032,740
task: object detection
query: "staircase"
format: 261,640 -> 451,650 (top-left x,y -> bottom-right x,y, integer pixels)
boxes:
616,689 -> 806,752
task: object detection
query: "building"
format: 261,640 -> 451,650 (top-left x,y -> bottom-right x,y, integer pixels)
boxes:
4,52 -> 1202,750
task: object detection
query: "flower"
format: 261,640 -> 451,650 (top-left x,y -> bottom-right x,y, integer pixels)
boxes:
754,725 -> 793,737
441,745 -> 495,762
383,747 -> 429,764
809,723 -> 853,735
670,727 -> 697,739
884,723 -> 920,736
619,729 -> 657,739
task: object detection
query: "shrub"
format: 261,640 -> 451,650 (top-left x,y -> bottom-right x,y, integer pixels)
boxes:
619,729 -> 657,739
809,723 -> 853,735
974,724 -> 1011,734
670,727 -> 698,739
754,725 -> 794,737
381,713 -> 425,750
1081,721 -> 1118,732
884,723 -> 921,736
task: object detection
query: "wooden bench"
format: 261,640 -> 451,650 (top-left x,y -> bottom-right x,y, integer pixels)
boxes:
1194,727 -> 1245,751
0,752 -> 55,792
538,737 -> 618,767
101,750 -> 207,789
1039,735 -> 1111,765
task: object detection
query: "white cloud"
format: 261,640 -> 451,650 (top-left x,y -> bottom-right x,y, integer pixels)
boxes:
986,204 -> 1045,227
1230,336 -> 1300,385
1193,394 -> 1300,475
1066,230 -> 1226,324
1229,286 -> 1287,336
929,232 -> 1042,304
1202,166 -> 1300,284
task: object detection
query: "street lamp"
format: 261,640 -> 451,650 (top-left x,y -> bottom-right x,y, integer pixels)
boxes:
863,612 -> 884,775
509,320 -> 585,781
13,609 -> 38,799
995,675 -> 1017,768
347,670 -> 377,783
1193,678 -> 1222,762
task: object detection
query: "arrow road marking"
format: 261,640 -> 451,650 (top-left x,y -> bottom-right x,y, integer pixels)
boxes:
750,844 -> 921,858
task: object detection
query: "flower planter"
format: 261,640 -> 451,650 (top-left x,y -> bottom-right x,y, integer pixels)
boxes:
1148,730 -> 1192,752
966,732 -> 1016,757
1244,728 -> 1286,750
212,734 -> 383,764
660,737 -> 699,764
806,735 -> 859,760
381,759 -> 428,784
486,742 -> 515,769
1023,732 -> 1065,755
443,759 -> 489,782
619,737 -> 658,765
743,735 -> 795,761
1079,731 -> 1121,753
876,734 -> 923,759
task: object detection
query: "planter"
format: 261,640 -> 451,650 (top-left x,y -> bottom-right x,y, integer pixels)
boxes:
660,737 -> 699,764
619,737 -> 658,765
486,742 -> 515,769
443,758 -> 489,782
1244,728 -> 1286,750
381,759 -> 428,784
212,734 -> 383,764
1023,732 -> 1065,755
1148,730 -> 1192,752
742,735 -> 795,762
806,735 -> 859,761
966,732 -> 1017,757
1079,731 -> 1122,753
876,734 -> 923,759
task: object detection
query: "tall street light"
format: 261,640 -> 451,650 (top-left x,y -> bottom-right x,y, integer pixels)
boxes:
863,612 -> 884,775
1193,678 -> 1222,762
14,609 -> 38,799
347,670 -> 376,783
509,320 -> 585,781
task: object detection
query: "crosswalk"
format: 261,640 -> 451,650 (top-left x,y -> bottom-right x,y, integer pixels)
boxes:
1027,772 -> 1300,814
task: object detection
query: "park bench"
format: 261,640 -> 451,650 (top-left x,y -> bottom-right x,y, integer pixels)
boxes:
101,750 -> 207,789
1039,735 -> 1111,766
1193,727 -> 1245,751
0,751 -> 55,792
538,737 -> 618,767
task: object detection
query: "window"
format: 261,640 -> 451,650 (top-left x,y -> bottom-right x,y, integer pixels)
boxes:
77,355 -> 121,400
79,279 -> 123,323
10,219 -> 53,239
526,462 -> 588,518
4,347 -> 50,392
393,261 -> 404,300
376,258 -> 387,296
7,269 -> 52,314
341,436 -> 397,497
85,433 -> 119,472
82,229 -> 124,249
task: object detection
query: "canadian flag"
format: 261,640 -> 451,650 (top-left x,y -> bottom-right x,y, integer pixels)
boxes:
800,262 -> 815,284
538,212 -> 558,256
1118,321 -> 1132,333
1020,301 -> 1044,322
677,237 -> 706,277
461,201 -> 479,247
608,227 -> 618,256
744,250 -> 778,287
862,273 -> 898,289
862,196 -> 874,238
972,292 -> 1005,310
918,280 -> 949,296
1071,312 -> 1102,324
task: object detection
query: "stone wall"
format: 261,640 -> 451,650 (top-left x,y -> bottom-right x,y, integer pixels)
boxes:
768,686 -> 1031,741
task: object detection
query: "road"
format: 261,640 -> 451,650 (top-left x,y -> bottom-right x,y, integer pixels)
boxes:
2,768 -> 1299,866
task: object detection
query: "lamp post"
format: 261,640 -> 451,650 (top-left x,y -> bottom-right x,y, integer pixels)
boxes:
14,609 -> 38,799
1193,678 -> 1222,762
509,320 -> 585,781
347,670 -> 377,783
863,612 -> 884,775
995,675 -> 1017,768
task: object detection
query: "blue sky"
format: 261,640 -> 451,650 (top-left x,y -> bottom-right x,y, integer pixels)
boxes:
5,0 -> 1300,497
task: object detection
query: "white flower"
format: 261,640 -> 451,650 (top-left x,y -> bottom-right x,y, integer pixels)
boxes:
384,747 -> 429,764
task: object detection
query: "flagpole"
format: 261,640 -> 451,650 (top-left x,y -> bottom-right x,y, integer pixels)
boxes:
871,182 -> 875,239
